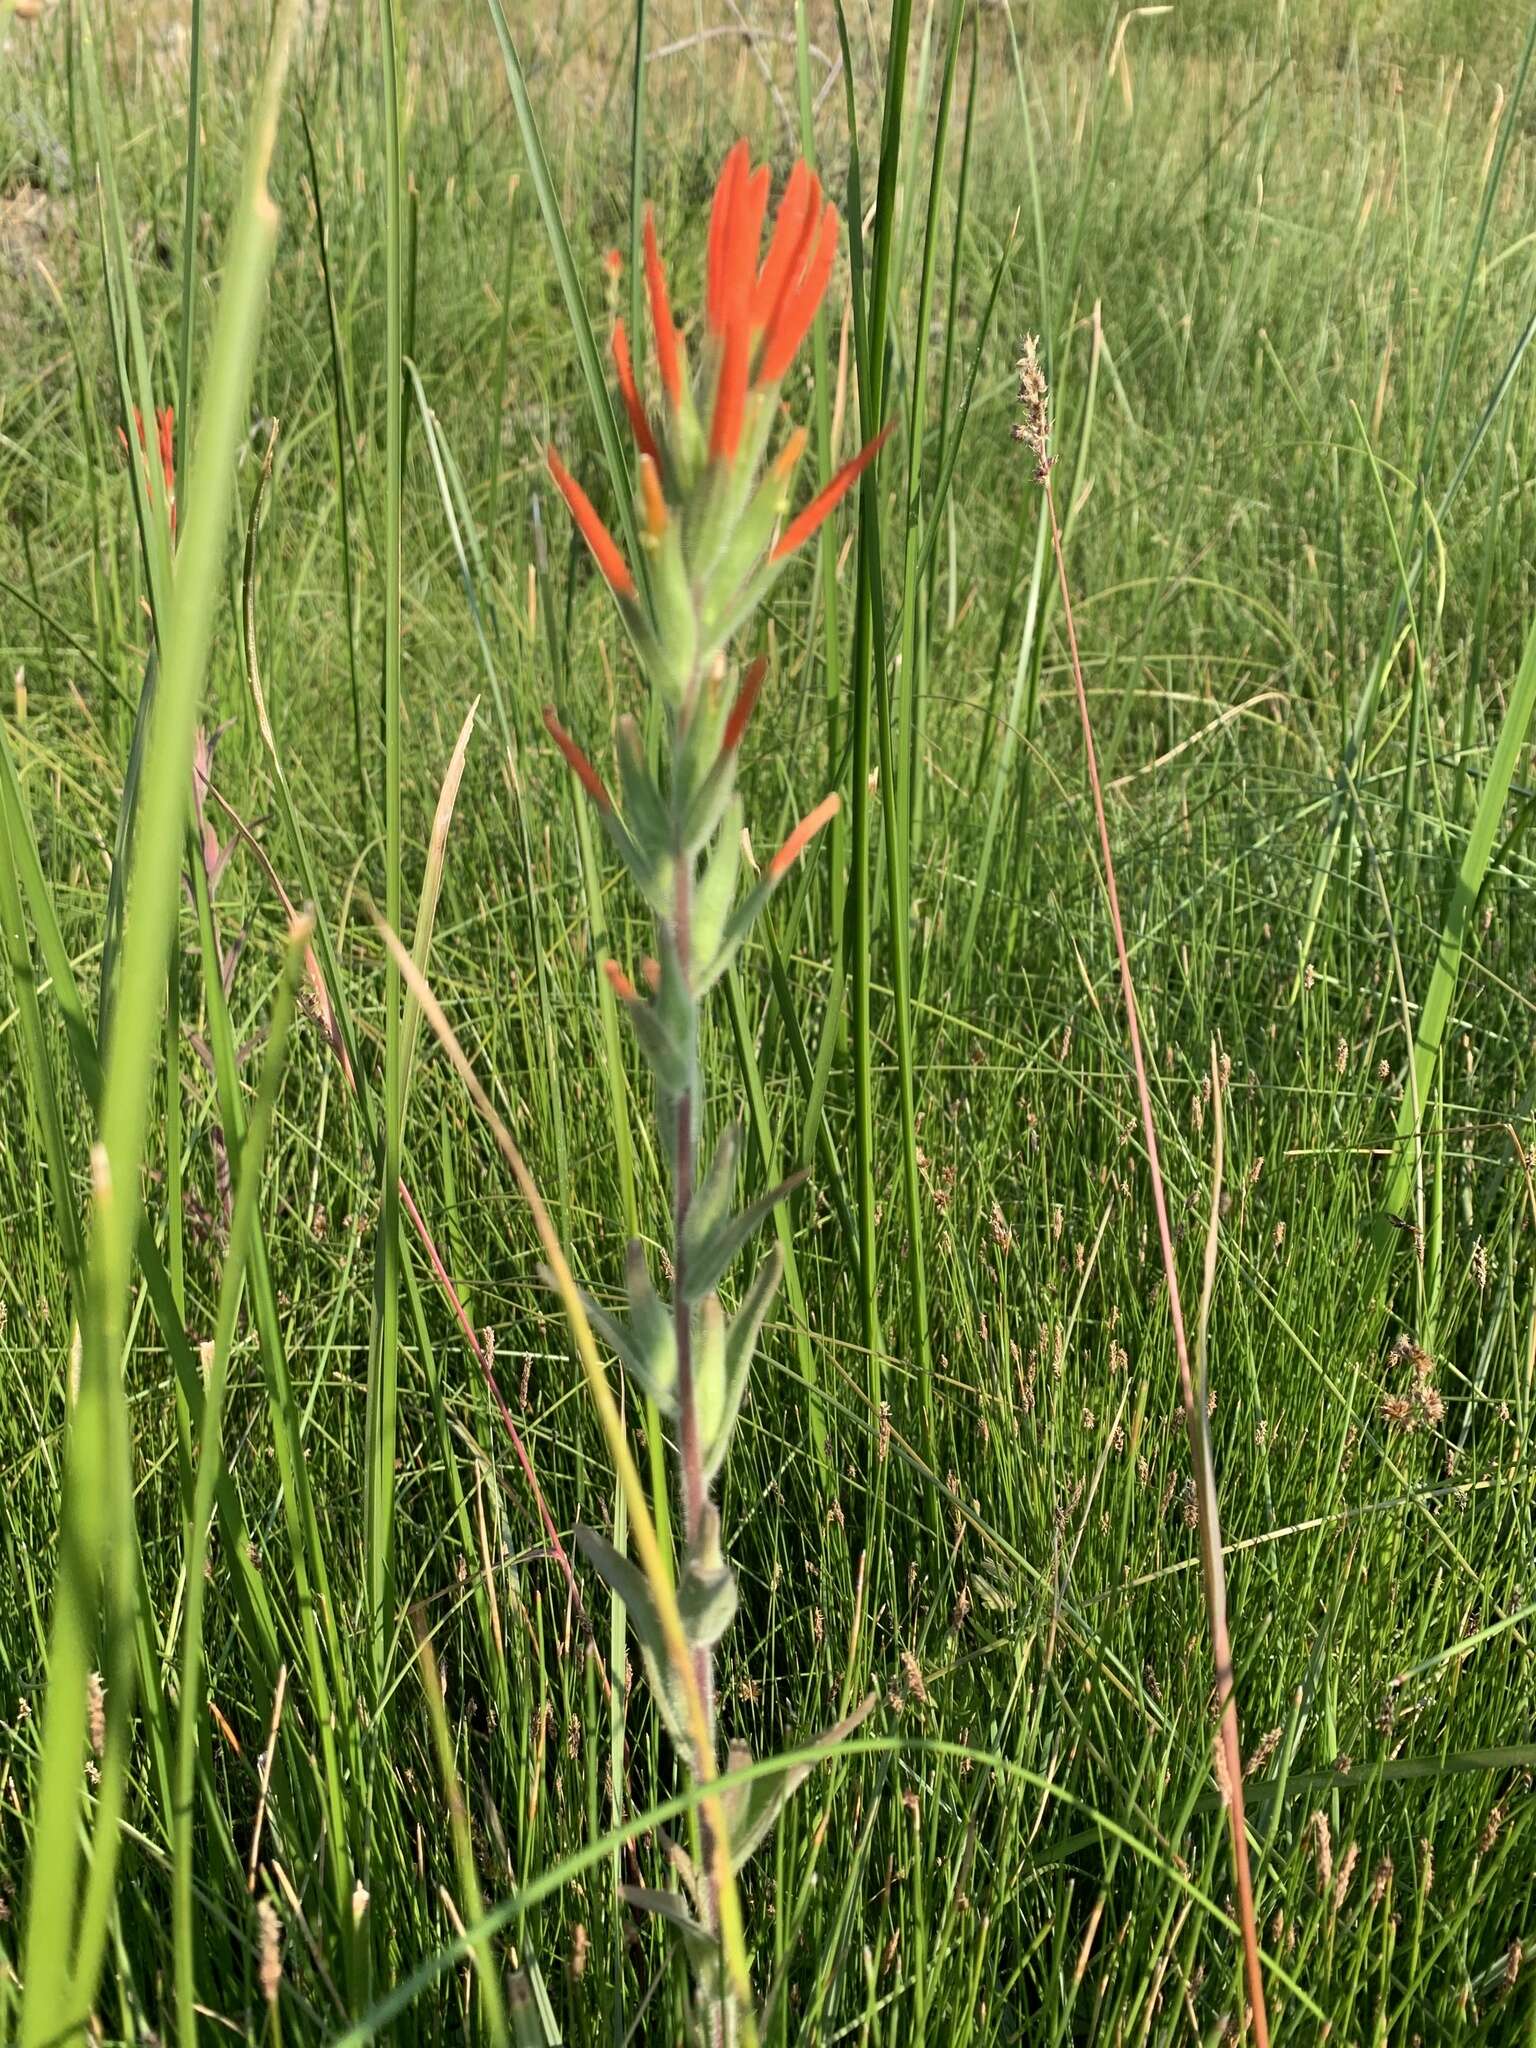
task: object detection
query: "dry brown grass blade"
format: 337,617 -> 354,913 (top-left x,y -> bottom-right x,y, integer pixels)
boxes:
1044,469 -> 1271,2045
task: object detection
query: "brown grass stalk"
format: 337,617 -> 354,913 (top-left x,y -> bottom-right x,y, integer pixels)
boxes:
1041,457 -> 1271,2043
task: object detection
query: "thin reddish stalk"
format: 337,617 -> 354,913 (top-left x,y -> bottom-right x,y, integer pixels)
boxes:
1044,473 -> 1270,2046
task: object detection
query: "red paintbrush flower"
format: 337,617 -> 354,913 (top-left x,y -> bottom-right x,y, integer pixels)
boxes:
542,705 -> 614,811
642,207 -> 682,407
756,199 -> 838,386
602,957 -> 641,1004
723,654 -> 769,753
155,406 -> 175,500
549,143 -> 890,663
769,791 -> 841,881
752,160 -> 817,328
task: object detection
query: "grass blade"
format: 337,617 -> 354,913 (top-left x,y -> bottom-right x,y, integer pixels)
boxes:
1381,606 -> 1536,1232
20,5 -> 301,2035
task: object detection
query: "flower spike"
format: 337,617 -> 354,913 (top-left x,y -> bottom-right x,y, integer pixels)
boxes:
545,445 -> 636,599
770,422 -> 893,562
548,137 -> 865,2044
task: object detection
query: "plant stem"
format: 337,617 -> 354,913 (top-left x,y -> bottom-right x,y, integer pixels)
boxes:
671,845 -> 707,1548
1044,471 -> 1271,2048
669,721 -> 722,1989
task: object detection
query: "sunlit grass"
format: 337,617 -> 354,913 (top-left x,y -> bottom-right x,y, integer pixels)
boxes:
0,0 -> 1534,2040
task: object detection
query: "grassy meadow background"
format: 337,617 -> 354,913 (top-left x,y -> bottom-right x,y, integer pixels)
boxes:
2,0 -> 1536,2038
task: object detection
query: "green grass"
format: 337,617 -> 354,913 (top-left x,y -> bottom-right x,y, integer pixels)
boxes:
2,0 -> 1536,2039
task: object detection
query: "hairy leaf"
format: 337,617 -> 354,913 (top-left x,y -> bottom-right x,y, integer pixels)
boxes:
682,1172 -> 806,1304
702,1244 -> 783,1482
678,1502 -> 737,1649
575,1522 -> 688,1746
723,1694 -> 878,1874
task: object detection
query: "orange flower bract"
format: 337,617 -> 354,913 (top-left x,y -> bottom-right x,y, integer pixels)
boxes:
545,444 -> 635,600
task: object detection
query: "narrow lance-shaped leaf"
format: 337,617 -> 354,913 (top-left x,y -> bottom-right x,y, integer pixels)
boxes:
624,1239 -> 677,1404
691,1293 -> 728,1464
701,1243 -> 783,1483
684,1120 -> 741,1265
689,800 -> 745,967
1381,604 -> 1536,1232
696,794 -> 841,992
721,1693 -> 878,1874
682,1172 -> 806,1305
604,959 -> 688,1097
618,1887 -> 718,1972
575,1522 -> 689,1746
548,1257 -> 678,1415
614,712 -> 671,853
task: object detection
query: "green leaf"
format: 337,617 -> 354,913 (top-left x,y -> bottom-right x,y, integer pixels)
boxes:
645,517 -> 698,701
701,1246 -> 783,1484
575,1285 -> 677,1416
596,801 -> 668,915
680,748 -> 742,860
574,1523 -> 688,1747
722,1694 -> 878,1874
677,1504 -> 737,1650
615,982 -> 688,1097
692,1295 -> 727,1469
1381,604 -> 1536,1233
618,1887 -> 718,1971
690,803 -> 744,970
22,9 -> 306,2035
614,714 -> 671,856
685,1122 -> 741,1268
625,1239 -> 676,1397
682,1173 -> 806,1305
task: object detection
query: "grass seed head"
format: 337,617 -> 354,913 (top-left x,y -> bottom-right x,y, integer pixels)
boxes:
257,1899 -> 283,2006
1013,334 -> 1054,483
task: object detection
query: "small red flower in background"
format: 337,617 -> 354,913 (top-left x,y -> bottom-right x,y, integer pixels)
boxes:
546,140 -> 888,694
118,404 -> 177,538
